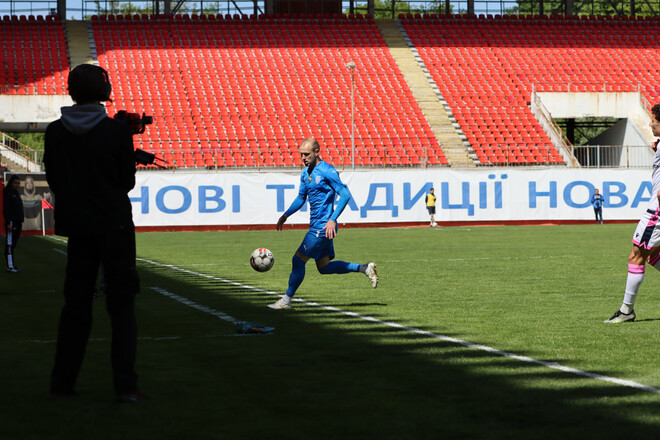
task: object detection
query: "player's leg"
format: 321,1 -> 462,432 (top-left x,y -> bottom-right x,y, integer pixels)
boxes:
316,256 -> 361,274
615,211 -> 660,316
286,251 -> 309,296
647,247 -> 660,271
5,221 -> 18,272
605,209 -> 660,323
605,244 -> 648,323
315,243 -> 378,288
5,222 -> 13,270
269,230 -> 313,310
268,251 -> 308,309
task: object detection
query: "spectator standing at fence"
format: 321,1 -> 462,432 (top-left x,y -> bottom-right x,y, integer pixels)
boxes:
591,188 -> 604,224
3,175 -> 23,272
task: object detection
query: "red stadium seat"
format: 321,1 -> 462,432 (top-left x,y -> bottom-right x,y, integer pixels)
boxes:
88,15 -> 446,168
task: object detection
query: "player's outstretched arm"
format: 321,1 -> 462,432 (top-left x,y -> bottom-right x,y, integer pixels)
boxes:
276,214 -> 288,231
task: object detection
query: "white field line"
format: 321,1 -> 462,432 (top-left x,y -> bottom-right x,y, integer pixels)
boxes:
137,258 -> 660,395
150,286 -> 237,323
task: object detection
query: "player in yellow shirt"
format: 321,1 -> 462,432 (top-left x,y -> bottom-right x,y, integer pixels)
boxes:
425,187 -> 437,227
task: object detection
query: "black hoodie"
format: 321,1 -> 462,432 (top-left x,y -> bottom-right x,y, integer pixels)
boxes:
3,184 -> 24,225
44,104 -> 136,237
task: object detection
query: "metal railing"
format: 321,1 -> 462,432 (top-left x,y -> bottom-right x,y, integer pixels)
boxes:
6,145 -> 654,172
0,133 -> 42,172
572,145 -> 654,168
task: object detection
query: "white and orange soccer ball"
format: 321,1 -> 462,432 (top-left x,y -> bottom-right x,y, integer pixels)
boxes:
250,248 -> 274,272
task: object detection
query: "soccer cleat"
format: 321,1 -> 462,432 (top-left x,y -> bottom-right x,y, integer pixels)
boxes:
365,262 -> 378,288
7,267 -> 20,273
603,309 -> 636,323
268,297 -> 292,310
116,391 -> 149,403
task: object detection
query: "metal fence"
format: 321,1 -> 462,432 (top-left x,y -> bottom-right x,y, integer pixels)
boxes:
0,133 -> 42,172
2,144 -> 654,172
4,0 -> 660,20
572,145 -> 654,169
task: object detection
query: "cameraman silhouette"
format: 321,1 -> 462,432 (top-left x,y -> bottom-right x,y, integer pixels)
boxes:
44,64 -> 146,402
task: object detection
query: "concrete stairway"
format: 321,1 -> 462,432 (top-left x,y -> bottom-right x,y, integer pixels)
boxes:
375,19 -> 474,167
65,20 -> 94,68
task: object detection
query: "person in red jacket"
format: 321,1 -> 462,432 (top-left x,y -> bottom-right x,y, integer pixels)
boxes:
44,64 -> 146,402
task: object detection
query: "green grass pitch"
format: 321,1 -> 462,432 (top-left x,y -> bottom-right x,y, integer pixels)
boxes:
3,224 -> 660,439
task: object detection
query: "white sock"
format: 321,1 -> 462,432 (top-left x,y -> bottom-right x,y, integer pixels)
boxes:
621,303 -> 634,314
623,264 -> 645,308
281,295 -> 291,304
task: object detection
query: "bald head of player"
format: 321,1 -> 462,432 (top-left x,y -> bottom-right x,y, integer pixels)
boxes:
299,138 -> 321,168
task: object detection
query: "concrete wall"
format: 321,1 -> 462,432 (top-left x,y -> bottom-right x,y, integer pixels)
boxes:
535,91 -> 655,145
0,95 -> 72,131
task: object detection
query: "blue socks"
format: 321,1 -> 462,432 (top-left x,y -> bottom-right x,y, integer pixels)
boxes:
285,255 -> 306,298
286,258 -> 364,298
318,261 -> 361,275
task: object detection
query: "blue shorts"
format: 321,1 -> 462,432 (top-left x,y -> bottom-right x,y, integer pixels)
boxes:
297,230 -> 335,261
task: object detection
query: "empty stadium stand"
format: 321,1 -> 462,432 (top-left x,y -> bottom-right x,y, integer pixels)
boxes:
91,14 -> 448,168
6,13 -> 660,169
0,15 -> 69,95
398,14 -> 660,165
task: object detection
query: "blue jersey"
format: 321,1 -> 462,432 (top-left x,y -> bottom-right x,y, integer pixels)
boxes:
591,194 -> 603,209
285,160 -> 352,233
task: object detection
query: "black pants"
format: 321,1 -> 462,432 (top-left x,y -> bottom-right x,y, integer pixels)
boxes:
594,207 -> 603,223
50,230 -> 140,395
4,221 -> 21,269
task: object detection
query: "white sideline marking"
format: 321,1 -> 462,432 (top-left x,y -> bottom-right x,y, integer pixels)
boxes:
137,258 -> 660,395
150,286 -> 238,324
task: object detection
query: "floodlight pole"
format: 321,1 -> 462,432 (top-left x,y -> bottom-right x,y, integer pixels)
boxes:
346,62 -> 356,170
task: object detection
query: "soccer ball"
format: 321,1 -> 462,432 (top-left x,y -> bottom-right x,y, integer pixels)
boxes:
250,248 -> 274,272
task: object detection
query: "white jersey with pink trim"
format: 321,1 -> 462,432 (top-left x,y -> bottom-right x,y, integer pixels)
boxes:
649,146 -> 660,212
632,144 -> 660,249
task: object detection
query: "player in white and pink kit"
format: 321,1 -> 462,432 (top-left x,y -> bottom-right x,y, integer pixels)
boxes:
605,104 -> 660,323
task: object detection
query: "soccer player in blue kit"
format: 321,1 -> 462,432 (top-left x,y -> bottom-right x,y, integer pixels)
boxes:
268,138 -> 378,310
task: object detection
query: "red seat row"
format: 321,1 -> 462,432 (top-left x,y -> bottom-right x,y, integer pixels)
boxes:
93,16 -> 447,168
401,16 -> 660,165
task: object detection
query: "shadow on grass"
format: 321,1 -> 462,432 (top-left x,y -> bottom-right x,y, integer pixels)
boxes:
5,236 -> 660,440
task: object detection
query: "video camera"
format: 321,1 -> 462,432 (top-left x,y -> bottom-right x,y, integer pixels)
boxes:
113,110 -> 153,135
112,110 -> 165,168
